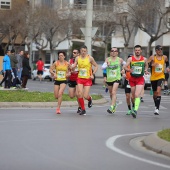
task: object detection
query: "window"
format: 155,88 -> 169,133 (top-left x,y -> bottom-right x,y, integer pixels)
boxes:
0,0 -> 11,9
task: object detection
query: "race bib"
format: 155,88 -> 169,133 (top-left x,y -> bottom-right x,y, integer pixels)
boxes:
108,69 -> 117,78
132,66 -> 142,74
155,64 -> 163,73
57,71 -> 65,79
79,68 -> 87,77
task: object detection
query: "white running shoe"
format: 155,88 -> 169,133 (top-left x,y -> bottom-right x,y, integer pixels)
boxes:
154,109 -> 159,115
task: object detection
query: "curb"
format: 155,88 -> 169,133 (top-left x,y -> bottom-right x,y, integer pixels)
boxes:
0,98 -> 108,108
143,132 -> 170,157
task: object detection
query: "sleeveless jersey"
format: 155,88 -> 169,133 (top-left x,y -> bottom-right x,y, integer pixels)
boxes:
77,55 -> 92,79
69,58 -> 78,81
106,57 -> 121,82
130,56 -> 145,77
55,60 -> 68,81
150,55 -> 165,81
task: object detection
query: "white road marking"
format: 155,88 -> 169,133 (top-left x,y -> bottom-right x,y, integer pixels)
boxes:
106,132 -> 170,169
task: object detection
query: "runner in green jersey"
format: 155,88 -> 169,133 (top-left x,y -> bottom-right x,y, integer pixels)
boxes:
102,47 -> 126,114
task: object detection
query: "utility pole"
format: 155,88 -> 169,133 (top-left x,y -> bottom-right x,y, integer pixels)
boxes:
85,0 -> 93,56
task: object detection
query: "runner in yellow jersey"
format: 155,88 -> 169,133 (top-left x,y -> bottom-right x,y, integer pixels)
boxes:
147,45 -> 170,115
49,51 -> 70,114
72,45 -> 98,115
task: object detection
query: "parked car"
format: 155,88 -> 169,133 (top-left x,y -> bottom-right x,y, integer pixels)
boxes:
32,64 -> 52,81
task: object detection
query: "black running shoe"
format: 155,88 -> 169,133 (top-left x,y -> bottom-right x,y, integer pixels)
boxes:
77,107 -> 81,113
88,97 -> 92,108
131,110 -> 137,118
79,110 -> 86,115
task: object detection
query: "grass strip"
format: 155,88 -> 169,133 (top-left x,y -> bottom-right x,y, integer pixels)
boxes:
158,129 -> 170,142
0,90 -> 102,102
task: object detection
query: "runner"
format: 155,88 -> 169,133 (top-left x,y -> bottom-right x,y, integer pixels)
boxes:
72,45 -> 98,115
124,45 -> 148,118
163,70 -> 169,95
102,47 -> 126,114
68,49 -> 81,113
36,58 -> 44,82
49,51 -> 70,114
147,45 -> 170,115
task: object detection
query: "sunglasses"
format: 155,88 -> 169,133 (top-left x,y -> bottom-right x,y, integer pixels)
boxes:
111,50 -> 118,52
73,52 -> 77,54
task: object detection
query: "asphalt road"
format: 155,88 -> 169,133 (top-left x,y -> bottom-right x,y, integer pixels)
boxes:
0,79 -> 170,170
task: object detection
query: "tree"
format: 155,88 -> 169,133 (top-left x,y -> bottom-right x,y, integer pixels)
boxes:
129,0 -> 170,57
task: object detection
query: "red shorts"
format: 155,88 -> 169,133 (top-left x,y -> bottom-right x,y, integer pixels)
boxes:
77,78 -> 92,86
129,76 -> 144,87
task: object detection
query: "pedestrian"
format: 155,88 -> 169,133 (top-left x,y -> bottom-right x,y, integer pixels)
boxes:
49,51 -> 70,114
102,47 -> 126,114
10,49 -> 18,87
124,45 -> 148,118
68,49 -> 81,113
147,45 -> 170,115
102,68 -> 108,93
72,45 -> 98,115
0,50 -> 12,88
163,69 -> 169,95
122,54 -> 135,115
17,50 -> 24,81
21,52 -> 31,89
36,58 -> 44,82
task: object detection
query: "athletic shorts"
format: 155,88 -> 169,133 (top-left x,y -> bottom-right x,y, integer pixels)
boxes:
68,80 -> 77,88
151,79 -> 164,92
37,70 -> 43,75
164,73 -> 169,81
103,73 -> 107,78
54,80 -> 67,85
124,79 -> 131,93
106,80 -> 120,86
77,78 -> 92,86
129,76 -> 144,87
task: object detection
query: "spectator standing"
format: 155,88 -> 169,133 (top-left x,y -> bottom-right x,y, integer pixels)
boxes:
17,50 -> 24,81
36,58 -> 44,82
10,49 -> 18,87
0,50 -> 12,88
21,52 -> 31,89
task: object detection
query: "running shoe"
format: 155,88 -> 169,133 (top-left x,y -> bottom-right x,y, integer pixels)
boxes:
88,97 -> 93,108
140,97 -> 144,102
131,110 -> 137,118
77,107 -> 81,113
107,105 -> 116,114
79,110 -> 86,115
154,108 -> 159,115
56,108 -> 61,114
103,85 -> 106,88
126,110 -> 131,115
163,90 -> 167,94
105,87 -> 108,93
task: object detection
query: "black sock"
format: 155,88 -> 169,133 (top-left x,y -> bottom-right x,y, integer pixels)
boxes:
128,105 -> 131,110
164,85 -> 168,90
155,96 -> 161,110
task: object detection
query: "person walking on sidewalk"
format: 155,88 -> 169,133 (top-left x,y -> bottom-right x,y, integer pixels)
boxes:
124,45 -> 148,118
147,45 -> 170,115
10,49 -> 18,87
68,49 -> 81,113
17,50 -> 24,81
72,45 -> 98,115
36,58 -> 44,82
0,50 -> 12,88
49,51 -> 70,114
102,47 -> 126,114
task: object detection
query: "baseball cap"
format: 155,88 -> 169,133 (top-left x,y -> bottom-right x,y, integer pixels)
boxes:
155,45 -> 162,50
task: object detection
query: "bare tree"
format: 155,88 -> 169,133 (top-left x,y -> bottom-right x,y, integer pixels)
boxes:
129,0 -> 170,57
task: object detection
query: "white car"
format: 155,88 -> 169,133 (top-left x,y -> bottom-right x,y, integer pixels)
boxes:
32,64 -> 52,81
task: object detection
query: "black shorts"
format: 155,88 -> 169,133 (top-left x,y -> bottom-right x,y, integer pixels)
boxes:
68,80 -> 77,88
37,70 -> 43,75
124,79 -> 131,93
151,79 -> 164,91
54,80 -> 67,85
106,80 -> 120,86
164,73 -> 169,81
103,73 -> 107,78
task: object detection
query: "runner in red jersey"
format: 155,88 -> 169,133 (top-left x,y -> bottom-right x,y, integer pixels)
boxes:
36,58 -> 44,82
68,49 -> 81,113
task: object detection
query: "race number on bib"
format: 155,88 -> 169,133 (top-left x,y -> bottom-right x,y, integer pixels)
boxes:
79,68 -> 87,77
57,71 -> 65,79
132,66 -> 142,74
108,69 -> 117,78
155,64 -> 163,73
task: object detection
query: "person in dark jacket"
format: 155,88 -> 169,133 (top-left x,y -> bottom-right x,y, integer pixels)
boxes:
10,49 -> 18,87
21,52 -> 31,88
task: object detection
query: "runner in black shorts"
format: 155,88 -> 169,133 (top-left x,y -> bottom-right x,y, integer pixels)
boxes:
163,72 -> 169,94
